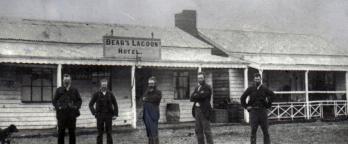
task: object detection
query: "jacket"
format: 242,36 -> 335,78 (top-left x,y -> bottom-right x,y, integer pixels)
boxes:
240,84 -> 274,109
89,90 -> 118,116
142,88 -> 162,121
190,83 -> 213,120
52,86 -> 82,118
142,88 -> 162,106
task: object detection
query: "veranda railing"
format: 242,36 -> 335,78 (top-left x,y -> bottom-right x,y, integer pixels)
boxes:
268,100 -> 347,120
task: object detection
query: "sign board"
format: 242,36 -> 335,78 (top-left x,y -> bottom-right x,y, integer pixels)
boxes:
103,36 -> 161,60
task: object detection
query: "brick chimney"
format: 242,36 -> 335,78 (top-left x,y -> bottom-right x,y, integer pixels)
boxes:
175,10 -> 228,56
175,10 -> 198,37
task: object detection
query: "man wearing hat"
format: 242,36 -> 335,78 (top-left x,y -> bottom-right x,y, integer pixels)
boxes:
240,73 -> 274,144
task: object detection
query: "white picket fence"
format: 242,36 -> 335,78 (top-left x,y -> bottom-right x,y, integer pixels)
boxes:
268,100 -> 348,120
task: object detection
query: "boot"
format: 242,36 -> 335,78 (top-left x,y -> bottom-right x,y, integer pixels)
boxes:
154,136 -> 159,144
148,137 -> 154,144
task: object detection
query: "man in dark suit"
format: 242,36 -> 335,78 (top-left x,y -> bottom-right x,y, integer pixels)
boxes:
240,73 -> 274,144
52,74 -> 82,144
89,78 -> 118,144
190,72 -> 214,144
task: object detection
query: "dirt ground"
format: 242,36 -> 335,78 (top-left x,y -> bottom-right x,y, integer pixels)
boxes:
11,121 -> 348,144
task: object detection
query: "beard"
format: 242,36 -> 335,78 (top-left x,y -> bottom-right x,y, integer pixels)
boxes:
255,82 -> 261,86
199,81 -> 205,85
148,86 -> 155,92
63,81 -> 70,87
101,87 -> 107,92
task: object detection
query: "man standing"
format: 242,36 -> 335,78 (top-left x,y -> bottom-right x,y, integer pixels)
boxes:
53,74 -> 82,144
89,78 -> 118,144
142,76 -> 162,144
190,72 -> 214,144
240,73 -> 274,144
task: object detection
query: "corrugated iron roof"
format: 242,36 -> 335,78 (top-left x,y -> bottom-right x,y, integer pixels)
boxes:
0,56 -> 246,68
198,28 -> 348,70
0,41 -> 246,68
245,54 -> 348,71
199,28 -> 347,56
161,46 -> 245,64
0,41 -> 102,58
0,18 -> 212,48
245,54 -> 348,66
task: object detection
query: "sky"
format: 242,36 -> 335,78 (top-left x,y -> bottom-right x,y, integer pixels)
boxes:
0,0 -> 347,49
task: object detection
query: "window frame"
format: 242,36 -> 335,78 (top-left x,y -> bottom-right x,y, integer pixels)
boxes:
21,68 -> 56,103
173,71 -> 190,100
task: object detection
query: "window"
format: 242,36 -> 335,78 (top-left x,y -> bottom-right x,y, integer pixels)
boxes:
174,71 -> 190,99
70,67 -> 92,80
64,66 -> 112,91
91,68 -> 111,89
0,66 -> 16,91
21,68 -> 56,103
308,71 -> 340,91
308,71 -> 346,101
263,70 -> 306,102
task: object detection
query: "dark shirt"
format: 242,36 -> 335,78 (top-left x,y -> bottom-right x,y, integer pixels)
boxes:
240,84 -> 275,109
190,83 -> 212,103
89,90 -> 118,116
99,93 -> 108,113
142,88 -> 162,106
142,88 -> 162,124
190,83 -> 213,119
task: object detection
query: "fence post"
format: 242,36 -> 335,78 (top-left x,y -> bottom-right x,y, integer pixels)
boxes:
320,103 -> 323,118
334,102 -> 337,118
291,103 -> 293,120
277,104 -> 280,120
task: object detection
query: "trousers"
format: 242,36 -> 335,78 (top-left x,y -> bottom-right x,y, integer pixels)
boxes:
57,113 -> 76,144
96,113 -> 113,144
249,108 -> 270,144
195,107 -> 214,144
